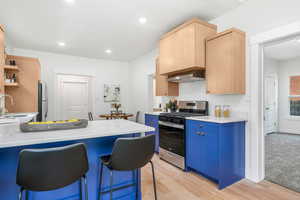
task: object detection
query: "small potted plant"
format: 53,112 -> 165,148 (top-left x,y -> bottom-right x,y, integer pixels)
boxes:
111,103 -> 122,113
166,99 -> 178,113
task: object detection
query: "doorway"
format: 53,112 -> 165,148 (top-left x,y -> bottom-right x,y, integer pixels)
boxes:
263,36 -> 300,192
56,74 -> 94,120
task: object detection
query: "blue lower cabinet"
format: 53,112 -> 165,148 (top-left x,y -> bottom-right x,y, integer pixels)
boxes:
145,114 -> 159,152
186,120 -> 245,189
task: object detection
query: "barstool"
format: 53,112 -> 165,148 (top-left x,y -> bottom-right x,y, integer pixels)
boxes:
17,143 -> 89,200
98,134 -> 157,200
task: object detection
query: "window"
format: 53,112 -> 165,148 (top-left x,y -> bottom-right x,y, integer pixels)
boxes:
289,76 -> 300,116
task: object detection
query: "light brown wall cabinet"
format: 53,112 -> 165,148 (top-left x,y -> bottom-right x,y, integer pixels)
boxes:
206,28 -> 245,94
155,58 -> 179,96
159,19 -> 217,76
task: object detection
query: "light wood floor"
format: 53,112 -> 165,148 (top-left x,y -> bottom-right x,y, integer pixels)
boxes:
141,156 -> 300,200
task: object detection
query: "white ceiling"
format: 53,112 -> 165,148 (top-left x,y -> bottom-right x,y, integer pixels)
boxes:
264,38 -> 300,61
0,0 -> 243,61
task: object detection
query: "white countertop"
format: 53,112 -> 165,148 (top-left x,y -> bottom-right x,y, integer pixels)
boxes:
0,120 -> 154,149
186,116 -> 247,124
145,112 -> 163,116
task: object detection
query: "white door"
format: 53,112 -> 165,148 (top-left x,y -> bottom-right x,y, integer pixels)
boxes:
264,75 -> 278,134
57,75 -> 92,120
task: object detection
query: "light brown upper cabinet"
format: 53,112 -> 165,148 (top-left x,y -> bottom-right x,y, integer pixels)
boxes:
206,28 -> 245,94
155,58 -> 179,96
159,18 -> 217,76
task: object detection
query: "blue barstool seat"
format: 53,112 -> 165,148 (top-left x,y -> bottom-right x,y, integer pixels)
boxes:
17,143 -> 89,200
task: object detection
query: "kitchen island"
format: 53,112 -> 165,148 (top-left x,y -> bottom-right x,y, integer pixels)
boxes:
0,120 -> 154,200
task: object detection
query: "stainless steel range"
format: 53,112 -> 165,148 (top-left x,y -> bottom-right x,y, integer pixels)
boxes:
159,101 -> 208,169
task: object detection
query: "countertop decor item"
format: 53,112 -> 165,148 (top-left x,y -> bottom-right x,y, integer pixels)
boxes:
111,103 -> 121,113
166,99 -> 178,112
214,105 -> 222,118
222,105 -> 231,118
20,119 -> 88,132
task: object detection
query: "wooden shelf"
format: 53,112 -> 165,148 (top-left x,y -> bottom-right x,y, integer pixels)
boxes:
5,82 -> 19,87
4,65 -> 19,71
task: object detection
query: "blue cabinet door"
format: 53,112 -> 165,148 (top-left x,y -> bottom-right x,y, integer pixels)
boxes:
201,123 -> 219,180
186,120 -> 219,180
145,114 -> 159,152
186,120 -> 205,172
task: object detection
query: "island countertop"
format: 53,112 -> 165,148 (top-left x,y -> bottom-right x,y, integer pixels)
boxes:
0,119 -> 154,149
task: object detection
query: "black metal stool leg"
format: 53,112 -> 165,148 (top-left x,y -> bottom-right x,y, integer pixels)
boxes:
98,161 -> 104,200
150,161 -> 158,200
83,175 -> 88,200
109,170 -> 114,200
25,190 -> 29,200
79,178 -> 83,200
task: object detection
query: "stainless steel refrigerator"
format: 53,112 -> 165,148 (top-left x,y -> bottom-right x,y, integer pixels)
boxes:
37,81 -> 48,121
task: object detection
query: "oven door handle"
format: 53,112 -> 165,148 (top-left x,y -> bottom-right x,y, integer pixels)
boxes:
159,121 -> 184,129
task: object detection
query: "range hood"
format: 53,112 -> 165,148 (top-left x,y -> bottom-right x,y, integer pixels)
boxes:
167,71 -> 205,83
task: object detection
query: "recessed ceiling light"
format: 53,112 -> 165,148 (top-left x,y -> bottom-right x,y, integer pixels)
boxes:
105,49 -> 112,54
238,0 -> 246,3
57,42 -> 66,47
139,17 -> 147,24
65,0 -> 75,4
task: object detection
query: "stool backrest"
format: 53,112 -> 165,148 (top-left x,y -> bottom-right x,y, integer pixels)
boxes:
110,134 -> 155,171
88,112 -> 94,121
135,111 -> 140,123
17,143 -> 89,191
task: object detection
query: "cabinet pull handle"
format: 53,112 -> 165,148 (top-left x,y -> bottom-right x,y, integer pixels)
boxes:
196,132 -> 206,136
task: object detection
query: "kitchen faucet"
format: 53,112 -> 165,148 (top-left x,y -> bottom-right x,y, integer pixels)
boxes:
0,94 -> 14,116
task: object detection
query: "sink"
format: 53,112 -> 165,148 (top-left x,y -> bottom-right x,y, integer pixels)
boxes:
4,114 -> 29,118
0,118 -> 18,125
0,113 -> 38,124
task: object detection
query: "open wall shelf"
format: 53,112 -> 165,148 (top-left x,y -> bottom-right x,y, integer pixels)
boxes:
4,82 -> 19,87
3,65 -> 19,71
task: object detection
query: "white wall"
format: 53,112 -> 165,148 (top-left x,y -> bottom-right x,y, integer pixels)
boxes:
264,57 -> 279,76
128,49 -> 158,122
278,57 -> 300,134
7,48 -> 130,121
